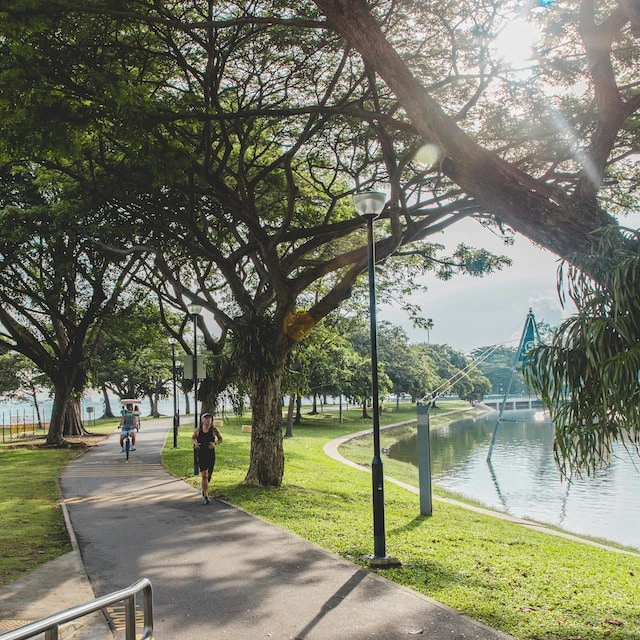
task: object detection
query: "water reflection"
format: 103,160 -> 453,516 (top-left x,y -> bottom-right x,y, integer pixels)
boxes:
388,410 -> 640,550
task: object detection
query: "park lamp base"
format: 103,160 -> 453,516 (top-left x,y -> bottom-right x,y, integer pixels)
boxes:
362,554 -> 402,569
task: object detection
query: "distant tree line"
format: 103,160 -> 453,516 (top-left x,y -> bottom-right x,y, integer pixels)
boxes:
0,305 -> 502,429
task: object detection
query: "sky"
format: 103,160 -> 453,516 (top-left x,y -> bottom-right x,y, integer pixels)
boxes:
375,9 -> 609,354
378,11 -> 569,353
378,219 -> 571,353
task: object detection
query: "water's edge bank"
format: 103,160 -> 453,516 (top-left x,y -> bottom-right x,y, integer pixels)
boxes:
325,407 -> 640,557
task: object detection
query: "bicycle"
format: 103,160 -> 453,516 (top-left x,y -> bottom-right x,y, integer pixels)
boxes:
118,401 -> 140,461
122,429 -> 136,461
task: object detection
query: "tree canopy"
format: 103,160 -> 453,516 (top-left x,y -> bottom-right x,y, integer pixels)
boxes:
1,0 -> 638,481
1,0 -> 512,483
94,299 -> 181,417
0,168 -> 143,443
313,0 -> 639,261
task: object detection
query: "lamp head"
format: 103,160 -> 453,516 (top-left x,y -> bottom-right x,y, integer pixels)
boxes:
353,191 -> 387,220
187,303 -> 202,316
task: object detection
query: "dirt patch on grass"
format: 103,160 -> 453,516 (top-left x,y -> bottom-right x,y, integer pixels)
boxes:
1,433 -> 110,451
59,434 -> 111,449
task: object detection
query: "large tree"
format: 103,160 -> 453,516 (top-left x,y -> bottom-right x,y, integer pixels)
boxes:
2,0 -> 637,482
0,169 -> 142,444
309,0 -> 640,468
312,0 -> 639,260
45,1 -> 507,486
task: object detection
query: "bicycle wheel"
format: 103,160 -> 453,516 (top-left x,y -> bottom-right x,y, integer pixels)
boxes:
125,436 -> 130,461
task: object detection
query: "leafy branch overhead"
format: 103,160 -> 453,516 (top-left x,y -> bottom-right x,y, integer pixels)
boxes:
392,243 -> 513,280
1,0 -> 638,482
524,227 -> 640,478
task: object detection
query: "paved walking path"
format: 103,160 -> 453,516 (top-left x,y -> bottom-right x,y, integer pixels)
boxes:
1,418 -> 515,639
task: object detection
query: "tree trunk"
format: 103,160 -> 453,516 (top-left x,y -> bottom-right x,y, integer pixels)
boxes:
184,392 -> 191,416
294,394 -> 302,425
148,391 -> 158,418
361,399 -> 370,419
309,393 -> 318,415
35,399 -> 43,430
46,384 -> 88,443
46,380 -> 73,445
284,393 -> 295,438
101,383 -> 115,418
244,368 -> 285,487
28,384 -> 44,430
63,397 -> 88,436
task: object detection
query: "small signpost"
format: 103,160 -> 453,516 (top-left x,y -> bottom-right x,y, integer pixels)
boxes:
417,402 -> 433,517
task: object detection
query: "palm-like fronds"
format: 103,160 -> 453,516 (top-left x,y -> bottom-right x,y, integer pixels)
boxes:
229,313 -> 284,385
525,226 -> 640,477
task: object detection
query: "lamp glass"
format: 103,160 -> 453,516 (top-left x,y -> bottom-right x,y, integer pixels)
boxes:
353,191 -> 386,219
187,303 -> 202,315
168,337 -> 177,345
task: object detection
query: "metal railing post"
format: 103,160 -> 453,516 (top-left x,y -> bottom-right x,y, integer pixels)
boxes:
0,578 -> 153,640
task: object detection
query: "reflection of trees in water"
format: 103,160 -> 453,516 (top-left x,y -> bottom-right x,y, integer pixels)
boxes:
388,412 -> 630,488
388,410 -> 640,548
389,413 -> 539,474
487,441 -> 571,522
558,480 -> 571,525
389,415 -> 494,475
487,458 -> 508,510
388,410 -> 561,492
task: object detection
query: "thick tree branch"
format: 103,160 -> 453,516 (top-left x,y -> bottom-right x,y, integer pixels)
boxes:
313,0 -> 618,261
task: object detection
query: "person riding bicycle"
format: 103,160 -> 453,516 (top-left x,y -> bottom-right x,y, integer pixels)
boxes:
119,408 -> 138,452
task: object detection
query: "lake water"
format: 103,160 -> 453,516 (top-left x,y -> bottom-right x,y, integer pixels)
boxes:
0,395 -> 181,426
388,409 -> 640,551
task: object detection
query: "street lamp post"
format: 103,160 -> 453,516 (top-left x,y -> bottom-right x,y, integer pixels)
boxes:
169,337 -> 179,448
353,191 -> 401,568
188,303 -> 202,476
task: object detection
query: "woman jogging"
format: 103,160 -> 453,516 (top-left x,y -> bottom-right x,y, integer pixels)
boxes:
192,413 -> 223,504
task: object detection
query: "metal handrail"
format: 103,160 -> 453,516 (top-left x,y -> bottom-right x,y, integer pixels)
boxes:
0,578 -> 153,640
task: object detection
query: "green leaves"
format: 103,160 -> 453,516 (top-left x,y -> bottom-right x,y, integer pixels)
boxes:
525,226 -> 640,477
229,312 -> 284,384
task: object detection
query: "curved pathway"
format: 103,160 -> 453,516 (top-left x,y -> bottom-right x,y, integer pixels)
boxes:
323,413 -> 640,556
56,418 -> 515,639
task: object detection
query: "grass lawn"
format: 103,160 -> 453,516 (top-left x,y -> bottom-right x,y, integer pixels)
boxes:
3,405 -> 639,639
0,418 -> 120,587
0,447 -> 75,584
163,402 -> 640,640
